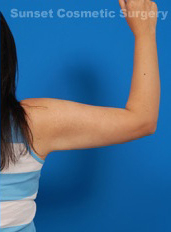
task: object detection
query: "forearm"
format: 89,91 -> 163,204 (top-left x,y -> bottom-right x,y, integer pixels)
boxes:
126,35 -> 160,124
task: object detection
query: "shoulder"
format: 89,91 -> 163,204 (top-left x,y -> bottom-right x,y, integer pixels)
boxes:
20,98 -> 58,119
20,98 -> 58,158
20,98 -> 51,138
20,97 -> 66,132
20,97 -> 67,114
20,97 -> 51,109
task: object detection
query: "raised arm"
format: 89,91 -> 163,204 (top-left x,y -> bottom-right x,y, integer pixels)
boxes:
21,0 -> 160,158
119,0 -> 160,127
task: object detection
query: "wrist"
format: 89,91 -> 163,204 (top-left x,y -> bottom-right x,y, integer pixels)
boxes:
135,34 -> 156,42
134,33 -> 156,42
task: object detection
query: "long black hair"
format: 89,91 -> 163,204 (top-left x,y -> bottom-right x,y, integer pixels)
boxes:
1,12 -> 36,171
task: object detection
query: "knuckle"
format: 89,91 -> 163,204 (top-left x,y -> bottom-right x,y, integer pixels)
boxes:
127,0 -> 136,9
151,2 -> 157,8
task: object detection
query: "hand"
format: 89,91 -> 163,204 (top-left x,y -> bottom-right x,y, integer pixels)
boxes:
119,0 -> 158,38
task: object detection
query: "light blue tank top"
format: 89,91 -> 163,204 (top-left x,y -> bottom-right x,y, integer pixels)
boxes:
0,117 -> 45,231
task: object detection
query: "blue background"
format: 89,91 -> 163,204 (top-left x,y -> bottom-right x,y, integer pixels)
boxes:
1,1 -> 171,231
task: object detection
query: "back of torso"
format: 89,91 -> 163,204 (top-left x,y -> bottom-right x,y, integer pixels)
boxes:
0,116 -> 45,232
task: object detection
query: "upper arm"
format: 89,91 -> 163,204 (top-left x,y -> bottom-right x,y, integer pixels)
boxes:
20,98 -> 152,156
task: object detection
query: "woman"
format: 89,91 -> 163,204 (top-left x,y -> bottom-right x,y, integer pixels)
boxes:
1,0 -> 160,231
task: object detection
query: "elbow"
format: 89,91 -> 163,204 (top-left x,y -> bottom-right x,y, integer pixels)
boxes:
143,120 -> 158,136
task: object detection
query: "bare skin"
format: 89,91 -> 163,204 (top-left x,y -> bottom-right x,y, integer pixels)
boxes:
21,0 -> 160,161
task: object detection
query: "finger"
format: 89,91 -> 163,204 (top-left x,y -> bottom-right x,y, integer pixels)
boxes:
150,1 -> 158,11
119,0 -> 127,10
